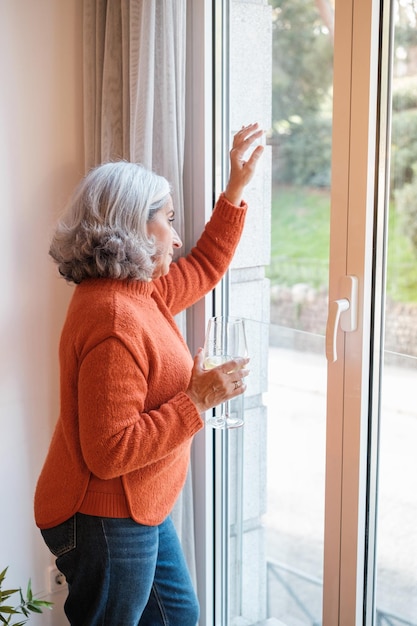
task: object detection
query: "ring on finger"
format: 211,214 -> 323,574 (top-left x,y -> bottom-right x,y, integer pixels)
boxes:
233,380 -> 241,390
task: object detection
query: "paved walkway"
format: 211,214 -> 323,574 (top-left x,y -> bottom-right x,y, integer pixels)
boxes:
264,345 -> 417,624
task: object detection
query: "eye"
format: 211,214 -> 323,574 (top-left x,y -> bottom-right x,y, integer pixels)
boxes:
168,213 -> 175,224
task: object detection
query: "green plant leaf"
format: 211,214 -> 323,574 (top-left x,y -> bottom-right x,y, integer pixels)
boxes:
24,581 -> 32,604
0,607 -> 19,614
30,599 -> 53,610
0,568 -> 53,625
0,569 -> 8,586
0,590 -> 20,600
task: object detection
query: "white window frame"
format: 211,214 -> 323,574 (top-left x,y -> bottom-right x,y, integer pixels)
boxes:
184,3 -> 232,623
183,2 -> 215,624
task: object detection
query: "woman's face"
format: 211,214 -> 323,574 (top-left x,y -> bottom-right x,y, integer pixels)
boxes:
147,197 -> 182,278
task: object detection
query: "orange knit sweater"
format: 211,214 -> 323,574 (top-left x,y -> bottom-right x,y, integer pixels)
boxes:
34,194 -> 247,529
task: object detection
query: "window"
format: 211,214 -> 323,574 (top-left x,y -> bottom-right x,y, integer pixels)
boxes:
187,1 -> 417,624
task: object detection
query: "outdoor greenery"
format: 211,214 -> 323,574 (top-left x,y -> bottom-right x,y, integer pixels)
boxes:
269,0 -> 417,302
270,0 -> 333,187
268,186 -> 417,303
0,568 -> 52,626
268,186 -> 329,289
391,81 -> 417,188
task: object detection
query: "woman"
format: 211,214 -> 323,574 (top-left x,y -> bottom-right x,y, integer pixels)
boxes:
34,123 -> 264,625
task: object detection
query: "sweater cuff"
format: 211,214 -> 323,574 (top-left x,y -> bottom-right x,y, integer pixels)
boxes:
213,193 -> 248,224
173,392 -> 205,434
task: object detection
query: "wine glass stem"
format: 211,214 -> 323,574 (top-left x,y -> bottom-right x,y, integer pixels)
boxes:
224,400 -> 231,419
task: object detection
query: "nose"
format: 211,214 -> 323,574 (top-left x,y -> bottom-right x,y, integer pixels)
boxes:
173,228 -> 182,249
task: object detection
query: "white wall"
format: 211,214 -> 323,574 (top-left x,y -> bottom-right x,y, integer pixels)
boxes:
0,2 -> 84,624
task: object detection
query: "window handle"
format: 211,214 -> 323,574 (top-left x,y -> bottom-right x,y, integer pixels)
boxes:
325,276 -> 358,363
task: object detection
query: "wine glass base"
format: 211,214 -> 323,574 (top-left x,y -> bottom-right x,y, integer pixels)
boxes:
206,416 -> 244,429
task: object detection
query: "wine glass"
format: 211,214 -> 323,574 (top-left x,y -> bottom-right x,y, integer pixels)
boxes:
203,316 -> 248,428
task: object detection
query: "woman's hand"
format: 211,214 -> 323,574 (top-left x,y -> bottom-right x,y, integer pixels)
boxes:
224,122 -> 264,206
185,349 -> 250,414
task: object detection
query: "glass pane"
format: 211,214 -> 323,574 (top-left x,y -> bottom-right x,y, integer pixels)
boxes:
224,0 -> 333,624
264,0 -> 333,622
225,1 -> 334,624
220,1 -> 272,623
265,329 -> 326,623
375,1 -> 417,622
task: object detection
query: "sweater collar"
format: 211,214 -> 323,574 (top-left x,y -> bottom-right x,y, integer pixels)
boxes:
78,277 -> 155,298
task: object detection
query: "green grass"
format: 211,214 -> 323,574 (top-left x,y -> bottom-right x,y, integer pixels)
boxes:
268,185 -> 417,303
386,208 -> 417,303
268,186 -> 330,289
270,186 -> 330,260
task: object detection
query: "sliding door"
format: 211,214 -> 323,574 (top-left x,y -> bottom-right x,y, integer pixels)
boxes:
187,0 -> 417,624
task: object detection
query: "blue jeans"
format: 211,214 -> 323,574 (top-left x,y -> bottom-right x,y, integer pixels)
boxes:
41,513 -> 199,626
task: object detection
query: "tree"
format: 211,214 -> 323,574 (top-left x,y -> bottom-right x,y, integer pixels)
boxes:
271,0 -> 334,186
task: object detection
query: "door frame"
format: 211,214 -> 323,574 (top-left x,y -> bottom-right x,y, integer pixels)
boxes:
323,0 -> 390,623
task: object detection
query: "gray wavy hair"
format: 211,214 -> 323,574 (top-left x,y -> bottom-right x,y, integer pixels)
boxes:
49,161 -> 171,283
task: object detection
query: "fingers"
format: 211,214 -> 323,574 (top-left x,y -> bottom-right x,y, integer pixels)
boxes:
194,347 -> 205,371
232,123 -> 264,152
223,123 -> 264,205
233,122 -> 261,143
210,357 -> 250,399
247,144 -> 264,164
186,353 -> 249,412
209,374 -> 248,405
229,123 -> 264,179
218,356 -> 249,375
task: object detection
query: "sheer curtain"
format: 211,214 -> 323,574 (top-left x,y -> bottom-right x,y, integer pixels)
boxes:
83,0 -> 195,582
83,0 -> 186,238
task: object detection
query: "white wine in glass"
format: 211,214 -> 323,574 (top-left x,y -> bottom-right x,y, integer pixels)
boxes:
203,316 -> 248,428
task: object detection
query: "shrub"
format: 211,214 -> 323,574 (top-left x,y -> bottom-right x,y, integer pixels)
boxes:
390,108 -> 417,190
394,173 -> 417,256
392,77 -> 417,112
271,115 -> 332,187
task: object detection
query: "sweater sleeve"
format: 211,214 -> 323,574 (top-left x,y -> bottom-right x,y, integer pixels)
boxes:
155,193 -> 248,314
77,337 -> 203,480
